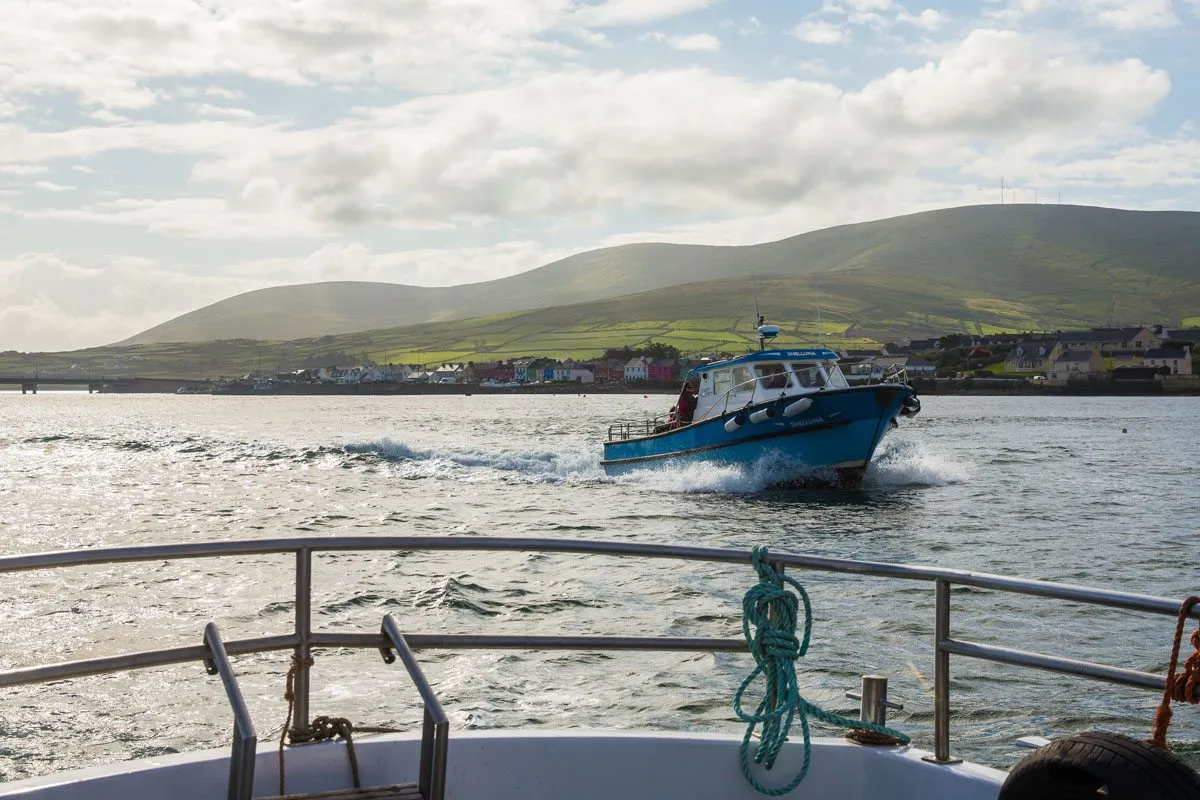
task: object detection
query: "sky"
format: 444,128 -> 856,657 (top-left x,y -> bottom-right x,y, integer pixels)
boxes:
1,0 -> 1198,352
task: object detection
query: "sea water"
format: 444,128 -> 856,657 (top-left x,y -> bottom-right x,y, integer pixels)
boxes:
0,392 -> 1196,780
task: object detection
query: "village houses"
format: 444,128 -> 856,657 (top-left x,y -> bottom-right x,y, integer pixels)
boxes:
1047,350 -> 1106,385
1144,347 -> 1192,376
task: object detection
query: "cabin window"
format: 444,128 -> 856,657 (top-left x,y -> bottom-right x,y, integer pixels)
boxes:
754,363 -> 788,390
732,366 -> 754,393
825,365 -> 849,389
791,363 -> 825,388
712,369 -> 732,396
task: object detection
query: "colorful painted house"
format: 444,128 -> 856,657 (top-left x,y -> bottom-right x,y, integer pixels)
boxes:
648,359 -> 677,382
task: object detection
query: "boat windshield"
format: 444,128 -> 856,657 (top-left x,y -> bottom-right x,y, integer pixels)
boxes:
711,368 -> 731,396
791,363 -> 825,388
753,363 -> 787,390
825,364 -> 850,389
732,365 -> 754,394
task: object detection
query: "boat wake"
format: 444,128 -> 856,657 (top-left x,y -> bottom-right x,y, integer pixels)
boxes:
345,437 -> 967,493
24,432 -> 964,493
344,438 -> 606,482
864,439 -> 970,488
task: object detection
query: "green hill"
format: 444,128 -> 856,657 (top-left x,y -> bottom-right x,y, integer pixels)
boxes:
119,204 -> 1200,347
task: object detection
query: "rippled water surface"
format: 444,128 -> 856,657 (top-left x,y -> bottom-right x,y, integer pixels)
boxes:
1,392 -> 1197,781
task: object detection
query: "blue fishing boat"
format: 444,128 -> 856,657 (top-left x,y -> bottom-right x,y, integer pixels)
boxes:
602,323 -> 920,487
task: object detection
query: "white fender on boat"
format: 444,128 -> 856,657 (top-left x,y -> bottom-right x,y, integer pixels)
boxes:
724,416 -> 743,432
783,398 -> 813,417
749,407 -> 775,424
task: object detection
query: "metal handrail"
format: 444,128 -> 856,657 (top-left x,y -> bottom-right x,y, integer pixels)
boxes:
380,614 -> 450,800
203,623 -> 258,800
1,536 -> 1196,769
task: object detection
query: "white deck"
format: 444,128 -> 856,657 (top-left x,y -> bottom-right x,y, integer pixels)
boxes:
0,730 -> 1005,800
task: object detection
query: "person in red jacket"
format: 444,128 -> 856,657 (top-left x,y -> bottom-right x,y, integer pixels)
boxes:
675,381 -> 698,425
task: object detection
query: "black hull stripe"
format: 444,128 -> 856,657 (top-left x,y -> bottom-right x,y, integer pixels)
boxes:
600,417 -> 853,467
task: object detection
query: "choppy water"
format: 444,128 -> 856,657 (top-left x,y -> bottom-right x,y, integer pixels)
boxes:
0,392 -> 1197,782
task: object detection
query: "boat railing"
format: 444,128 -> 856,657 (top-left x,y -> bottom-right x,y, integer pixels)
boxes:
381,614 -> 449,800
1,535 -> 1197,791
607,416 -> 673,440
204,622 -> 258,800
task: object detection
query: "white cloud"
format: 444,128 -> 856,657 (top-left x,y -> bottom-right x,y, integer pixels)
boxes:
23,196 -> 339,240
192,104 -> 258,120
980,136 -> 1200,189
226,240 -> 572,287
848,30 -> 1169,135
995,0 -> 1178,29
32,181 -> 75,192
2,28 -> 1171,244
571,0 -> 715,28
721,16 -> 764,35
642,32 -> 722,51
791,20 -> 850,43
896,8 -> 948,28
4,30 -> 1173,242
0,165 -> 47,176
0,0 -> 578,110
0,253 -> 270,351
1077,0 -> 1177,29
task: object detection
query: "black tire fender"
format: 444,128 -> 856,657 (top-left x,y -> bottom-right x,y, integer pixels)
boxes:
998,731 -> 1200,800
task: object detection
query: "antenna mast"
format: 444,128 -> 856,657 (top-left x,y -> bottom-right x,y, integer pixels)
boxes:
816,278 -> 824,348
751,271 -> 763,328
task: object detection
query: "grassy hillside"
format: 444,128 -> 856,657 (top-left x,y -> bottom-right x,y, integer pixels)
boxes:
118,204 -> 1200,346
5,267 -> 1186,380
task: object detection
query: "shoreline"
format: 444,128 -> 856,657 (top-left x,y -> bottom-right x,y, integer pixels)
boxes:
6,377 -> 1196,397
112,378 -> 1200,397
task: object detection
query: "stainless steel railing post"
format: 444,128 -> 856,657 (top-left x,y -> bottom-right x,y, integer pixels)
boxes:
203,623 -> 258,800
381,614 -> 450,800
845,675 -> 903,726
292,547 -> 313,741
924,578 -> 961,764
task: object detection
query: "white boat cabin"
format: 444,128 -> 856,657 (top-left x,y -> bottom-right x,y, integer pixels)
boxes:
675,349 -> 848,424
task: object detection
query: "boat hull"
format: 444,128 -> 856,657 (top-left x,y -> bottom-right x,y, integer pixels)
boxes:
602,384 -> 914,487
0,731 -> 1004,800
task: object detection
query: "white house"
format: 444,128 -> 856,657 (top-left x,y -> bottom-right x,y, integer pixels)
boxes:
569,365 -> 595,384
624,357 -> 650,381
1143,347 -> 1191,376
904,357 -> 937,376
1047,350 -> 1105,385
432,364 -> 462,384
1004,339 -> 1060,373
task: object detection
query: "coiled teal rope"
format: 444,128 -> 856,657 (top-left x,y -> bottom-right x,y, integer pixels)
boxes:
734,546 -> 911,796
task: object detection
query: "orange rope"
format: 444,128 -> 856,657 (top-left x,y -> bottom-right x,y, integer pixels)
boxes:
1149,596 -> 1200,750
279,652 -> 315,795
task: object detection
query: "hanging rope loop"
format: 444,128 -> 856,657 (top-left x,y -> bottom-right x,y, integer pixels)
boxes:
1149,596 -> 1200,751
735,546 -> 910,796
